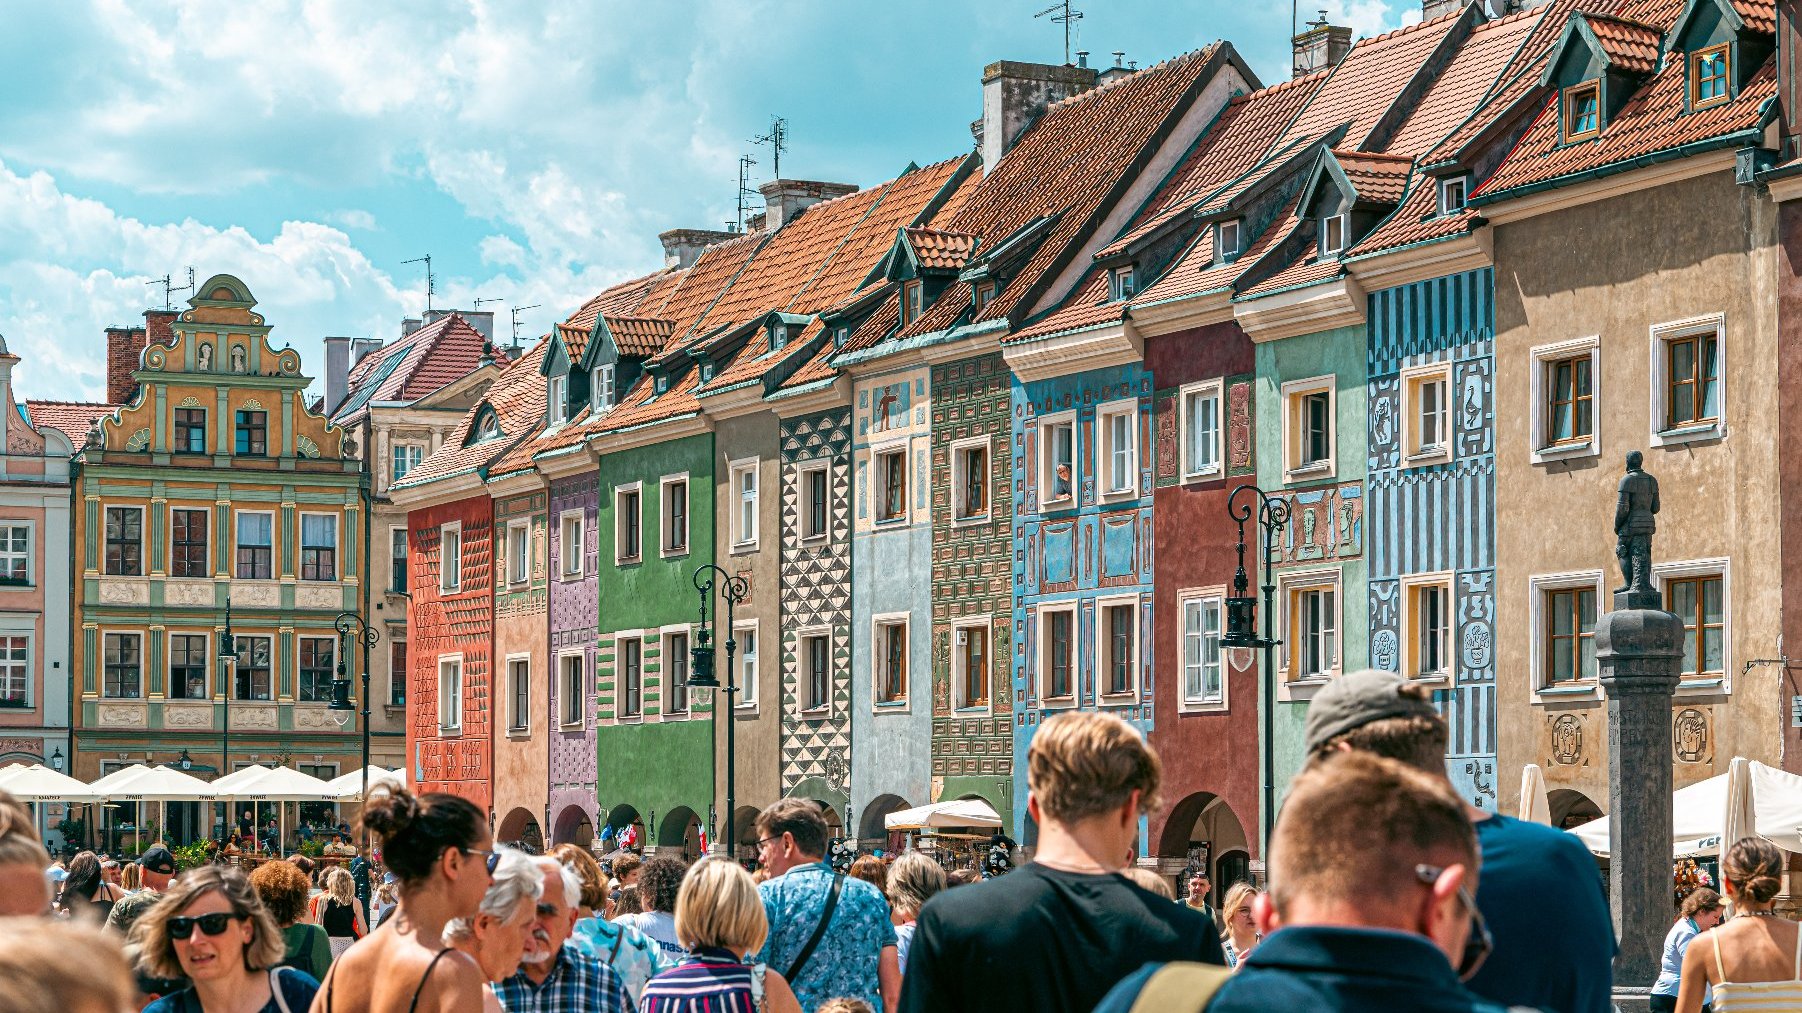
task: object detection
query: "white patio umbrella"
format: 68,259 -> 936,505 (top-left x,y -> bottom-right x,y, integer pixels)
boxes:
0,764 -> 102,842
323,766 -> 402,800
87,764 -> 218,853
884,798 -> 1004,831
1517,764 -> 1551,825
1570,758 -> 1802,858
212,765 -> 336,853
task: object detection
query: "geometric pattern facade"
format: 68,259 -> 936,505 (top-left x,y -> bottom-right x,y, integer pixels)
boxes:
548,472 -> 601,841
778,406 -> 853,805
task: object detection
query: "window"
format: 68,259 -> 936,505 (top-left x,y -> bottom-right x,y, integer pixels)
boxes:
973,282 -> 995,314
0,525 -> 26,585
1180,594 -> 1224,707
1180,381 -> 1223,480
1563,81 -> 1600,141
299,637 -> 335,703
1548,355 -> 1594,445
1529,337 -> 1601,461
234,636 -> 273,701
174,408 -> 206,453
1405,577 -> 1453,680
0,635 -> 23,708
1658,321 -> 1721,433
800,463 -> 829,540
619,638 -> 642,718
956,622 -> 989,709
104,506 -> 143,576
559,654 -> 583,727
389,641 -> 408,707
874,618 -> 907,705
1544,586 -> 1597,685
1099,402 -> 1137,497
171,509 -> 208,578
1439,176 -> 1468,215
1691,45 -> 1729,108
592,365 -> 616,411
559,512 -> 582,578
391,444 -> 423,482
802,632 -> 830,712
1284,574 -> 1339,681
1100,598 -> 1138,696
901,281 -> 924,326
1109,266 -> 1136,302
736,624 -> 758,708
1666,575 -> 1725,681
234,410 -> 266,455
1283,377 -> 1335,479
1321,213 -> 1347,256
169,634 -> 208,700
1402,364 -> 1451,464
615,486 -> 641,563
662,476 -> 688,554
511,657 -> 532,732
438,657 -> 462,731
1218,220 -> 1241,260
390,528 -> 408,593
103,632 -> 141,698
236,512 -> 273,580
952,440 -> 989,521
1040,606 -> 1075,701
771,323 -> 789,351
440,523 -> 462,592
300,514 -> 337,581
1040,416 -> 1075,504
508,521 -> 530,586
731,461 -> 759,547
667,631 -> 690,714
874,448 -> 907,523
548,375 -> 567,424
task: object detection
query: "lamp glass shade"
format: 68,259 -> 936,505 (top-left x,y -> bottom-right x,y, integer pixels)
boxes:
328,677 -> 354,711
1221,595 -> 1261,648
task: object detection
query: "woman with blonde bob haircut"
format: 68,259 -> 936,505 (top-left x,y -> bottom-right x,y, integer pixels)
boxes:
637,859 -> 802,1012
133,864 -> 321,1013
1220,882 -> 1261,968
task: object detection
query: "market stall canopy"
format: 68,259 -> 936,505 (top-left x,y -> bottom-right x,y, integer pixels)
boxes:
324,766 -> 403,800
86,763 -> 218,801
1570,758 -> 1802,858
1518,764 -> 1550,825
885,798 -> 1003,831
210,764 -> 335,801
0,763 -> 102,802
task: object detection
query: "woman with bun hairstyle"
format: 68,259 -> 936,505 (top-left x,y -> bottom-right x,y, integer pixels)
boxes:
309,786 -> 495,1013
1677,837 -> 1802,1012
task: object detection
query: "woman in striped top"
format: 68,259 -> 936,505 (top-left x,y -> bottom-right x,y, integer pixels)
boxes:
639,859 -> 801,1013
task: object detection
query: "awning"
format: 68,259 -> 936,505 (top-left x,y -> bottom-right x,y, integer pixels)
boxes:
324,766 -> 404,800
87,763 -> 218,801
885,798 -> 1004,831
0,763 -> 102,802
1570,757 -> 1802,857
210,764 -> 336,801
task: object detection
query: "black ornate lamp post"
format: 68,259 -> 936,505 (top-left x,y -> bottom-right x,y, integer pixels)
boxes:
688,564 -> 749,859
330,610 -> 380,921
1221,484 -> 1289,865
218,597 -> 237,839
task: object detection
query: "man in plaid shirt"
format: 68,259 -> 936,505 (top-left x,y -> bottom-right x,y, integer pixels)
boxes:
496,856 -> 636,1013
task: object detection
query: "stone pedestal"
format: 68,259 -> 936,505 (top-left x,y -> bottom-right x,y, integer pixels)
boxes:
1597,591 -> 1682,1003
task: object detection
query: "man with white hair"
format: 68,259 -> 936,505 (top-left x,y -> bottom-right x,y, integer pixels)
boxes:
445,847 -> 544,991
493,854 -> 634,1013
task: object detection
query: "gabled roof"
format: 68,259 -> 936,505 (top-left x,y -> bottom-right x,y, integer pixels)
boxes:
392,337 -> 549,491
332,312 -> 492,424
1316,149 -> 1415,207
1383,4 -> 1551,157
1541,11 -> 1664,82
903,227 -> 980,271
26,400 -> 118,443
1279,11 -> 1468,150
600,316 -> 676,358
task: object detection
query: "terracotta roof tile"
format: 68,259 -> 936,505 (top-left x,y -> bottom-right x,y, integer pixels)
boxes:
1584,13 -> 1663,75
602,316 -> 676,358
1734,0 -> 1776,33
1239,220 -> 1347,297
778,341 -> 839,393
555,322 -> 592,365
332,312 -> 492,423
1010,273 -> 1123,340
27,400 -> 119,442
905,226 -> 980,270
1132,211 -> 1300,308
1280,12 -> 1466,150
564,269 -> 673,333
393,337 -> 549,489
1335,150 -> 1415,204
1383,5 -> 1551,156
835,294 -> 904,354
1347,174 -> 1475,257
651,232 -> 768,350
793,155 -> 975,312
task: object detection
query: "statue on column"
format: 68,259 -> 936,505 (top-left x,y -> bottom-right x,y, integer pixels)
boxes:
1614,450 -> 1659,599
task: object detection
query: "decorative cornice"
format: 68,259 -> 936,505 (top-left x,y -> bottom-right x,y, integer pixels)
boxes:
485,470 -> 544,496
532,442 -> 598,479
388,470 -> 485,510
1000,321 -> 1142,383
768,375 -> 850,418
1476,149 -> 1739,225
1234,275 -> 1367,343
1348,228 -> 1493,293
592,413 -> 710,455
1127,289 -> 1233,339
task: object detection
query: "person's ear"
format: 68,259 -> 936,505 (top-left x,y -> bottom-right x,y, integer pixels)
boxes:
1121,789 -> 1142,827
1026,793 -> 1043,826
1252,890 -> 1282,936
1422,864 -> 1471,962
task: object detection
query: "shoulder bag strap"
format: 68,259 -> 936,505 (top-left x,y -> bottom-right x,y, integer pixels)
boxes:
782,873 -> 844,984
1127,963 -> 1233,1013
268,968 -> 294,1013
607,924 -> 625,966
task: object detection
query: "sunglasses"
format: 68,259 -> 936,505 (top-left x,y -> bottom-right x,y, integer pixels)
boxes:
1414,864 -> 1492,981
462,847 -> 502,875
169,912 -> 240,940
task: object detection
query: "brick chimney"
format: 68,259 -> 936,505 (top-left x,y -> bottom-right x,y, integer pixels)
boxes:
659,228 -> 741,269
143,308 -> 177,349
759,180 -> 859,231
1293,15 -> 1353,78
105,326 -> 148,404
979,60 -> 1098,173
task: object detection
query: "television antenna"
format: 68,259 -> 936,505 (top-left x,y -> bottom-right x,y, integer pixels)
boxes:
402,254 -> 435,314
736,155 -> 760,231
750,116 -> 789,179
1035,1 -> 1084,65
509,304 -> 541,349
472,296 -> 502,309
146,267 -> 195,311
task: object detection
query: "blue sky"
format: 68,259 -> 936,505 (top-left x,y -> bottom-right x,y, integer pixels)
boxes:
0,0 -> 1419,402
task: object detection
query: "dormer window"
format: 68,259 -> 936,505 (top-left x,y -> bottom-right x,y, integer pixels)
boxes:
771,324 -> 788,351
1218,220 -> 1242,261
1320,214 -> 1348,257
900,281 -> 924,326
656,375 -> 669,394
973,282 -> 995,313
835,325 -> 850,347
547,375 -> 567,424
1439,176 -> 1468,215
700,361 -> 714,381
1563,81 -> 1601,142
1109,266 -> 1136,302
476,411 -> 501,442
1691,44 -> 1729,109
591,364 -> 615,411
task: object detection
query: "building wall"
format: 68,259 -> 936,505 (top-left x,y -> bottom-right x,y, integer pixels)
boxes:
406,495 -> 494,812
1493,171 -> 1781,810
492,488 -> 548,847
713,411 -> 783,832
548,470 -> 600,844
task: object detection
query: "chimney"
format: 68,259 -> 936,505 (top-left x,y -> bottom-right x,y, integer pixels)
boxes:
323,337 -> 352,415
1097,50 -> 1134,86
401,318 -> 424,337
746,211 -> 768,232
1422,0 -> 1473,18
424,309 -> 496,343
980,60 -> 1098,173
105,326 -> 148,404
659,228 -> 741,269
759,180 -> 859,231
143,308 -> 177,349
352,337 -> 385,366
1293,14 -> 1353,78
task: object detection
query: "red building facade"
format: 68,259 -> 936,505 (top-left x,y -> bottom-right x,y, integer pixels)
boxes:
406,495 -> 495,812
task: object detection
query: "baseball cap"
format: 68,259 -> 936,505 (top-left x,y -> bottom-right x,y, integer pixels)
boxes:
138,845 -> 178,875
44,864 -> 67,883
1303,668 -> 1441,754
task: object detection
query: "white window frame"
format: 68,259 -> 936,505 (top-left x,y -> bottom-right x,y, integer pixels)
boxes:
507,653 -> 532,734
1096,593 -> 1142,703
101,629 -> 143,700
1400,362 -> 1454,467
0,521 -> 33,587
1281,375 -> 1337,482
558,510 -> 583,579
547,374 -> 567,424
1179,380 -> 1224,482
950,437 -> 991,524
297,511 -> 339,582
0,630 -> 29,709
437,655 -> 463,732
871,612 -> 910,710
507,519 -> 530,587
730,458 -> 760,549
1278,568 -> 1342,693
234,509 -> 276,581
614,483 -> 642,565
616,634 -> 644,720
1321,213 -> 1348,256
871,441 -> 909,525
1037,602 -> 1080,707
797,460 -> 830,542
735,619 -> 759,710
1109,265 -> 1137,302
660,624 -> 692,718
1399,571 -> 1455,684
592,364 -> 616,412
660,473 -> 690,557
164,630 -> 209,703
953,616 -> 993,713
1652,558 -> 1732,695
1649,313 -> 1726,447
439,521 -> 463,593
391,443 -> 424,483
1177,588 -> 1228,712
1529,336 -> 1603,463
1528,569 -> 1606,701
1438,175 -> 1468,215
1097,398 -> 1138,501
1218,219 -> 1242,261
798,626 -> 833,716
1038,411 -> 1077,507
555,651 -> 584,728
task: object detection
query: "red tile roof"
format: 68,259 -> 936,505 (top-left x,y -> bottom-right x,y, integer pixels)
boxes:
1011,272 -> 1120,340
1347,177 -> 1474,258
564,270 -> 675,333
334,312 -> 493,423
1734,0 -> 1776,33
905,227 -> 979,270
1383,4 -> 1551,157
27,400 -> 118,443
1280,11 -> 1466,150
555,322 -> 592,365
393,337 -> 549,489
1335,150 -> 1415,204
602,316 -> 676,357
1584,13 -> 1663,75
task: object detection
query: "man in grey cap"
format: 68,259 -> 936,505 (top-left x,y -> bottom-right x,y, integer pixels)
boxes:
1303,670 -> 1615,1013
105,844 -> 178,933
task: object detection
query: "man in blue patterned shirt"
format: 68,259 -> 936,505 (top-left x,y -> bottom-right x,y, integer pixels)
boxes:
496,856 -> 636,1013
755,799 -> 898,1013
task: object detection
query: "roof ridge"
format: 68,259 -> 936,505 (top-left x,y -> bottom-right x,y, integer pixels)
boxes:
1359,5 -> 1468,47
1581,10 -> 1663,30
26,397 -> 118,406
1040,43 -> 1220,116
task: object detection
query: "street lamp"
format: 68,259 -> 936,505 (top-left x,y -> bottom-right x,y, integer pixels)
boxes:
219,597 -> 237,793
1222,484 -> 1288,865
330,610 -> 381,922
178,749 -> 192,771
49,747 -> 63,772
689,564 -> 748,859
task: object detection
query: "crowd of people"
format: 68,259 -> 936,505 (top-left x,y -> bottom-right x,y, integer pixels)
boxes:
3,669 -> 1802,1011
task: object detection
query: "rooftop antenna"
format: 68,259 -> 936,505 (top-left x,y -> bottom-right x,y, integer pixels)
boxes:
471,297 -> 502,310
402,254 -> 435,314
750,116 -> 789,179
146,267 -> 195,311
509,304 -> 541,349
736,154 -> 760,231
1035,1 -> 1084,65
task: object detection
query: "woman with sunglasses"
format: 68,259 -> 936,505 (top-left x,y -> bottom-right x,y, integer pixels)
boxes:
310,786 -> 494,1013
131,864 -> 320,1013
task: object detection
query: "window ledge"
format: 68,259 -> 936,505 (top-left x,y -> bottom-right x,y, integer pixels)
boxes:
1097,487 -> 1138,503
1177,700 -> 1229,715
1409,674 -> 1452,689
1180,467 -> 1223,485
1283,462 -> 1334,484
437,725 -> 462,736
509,726 -> 534,738
660,546 -> 690,559
1099,692 -> 1141,706
1652,422 -> 1722,448
1039,696 -> 1079,709
1040,496 -> 1076,511
1532,439 -> 1598,464
1281,677 -> 1333,702
1676,678 -> 1727,696
733,701 -> 760,715
873,516 -> 909,527
800,706 -> 832,719
954,704 -> 993,716
873,700 -> 909,711
1404,448 -> 1452,468
798,534 -> 829,546
1534,683 -> 1600,704
950,514 -> 991,529
616,556 -> 641,567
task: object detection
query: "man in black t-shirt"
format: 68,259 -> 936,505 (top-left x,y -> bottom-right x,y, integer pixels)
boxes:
900,712 -> 1224,1013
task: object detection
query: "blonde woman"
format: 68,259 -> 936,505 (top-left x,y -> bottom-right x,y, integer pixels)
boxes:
320,867 -> 369,959
444,848 -> 541,1013
887,852 -> 947,975
1220,882 -> 1261,969
131,864 -> 320,1013
638,859 -> 801,1013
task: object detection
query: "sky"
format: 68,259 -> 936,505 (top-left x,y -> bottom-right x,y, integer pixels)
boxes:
0,0 -> 1424,403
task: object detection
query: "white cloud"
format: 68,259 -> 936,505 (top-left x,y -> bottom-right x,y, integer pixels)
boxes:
326,209 -> 377,231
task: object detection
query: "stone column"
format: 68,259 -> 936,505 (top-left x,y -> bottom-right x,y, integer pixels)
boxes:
1597,588 -> 1681,1010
